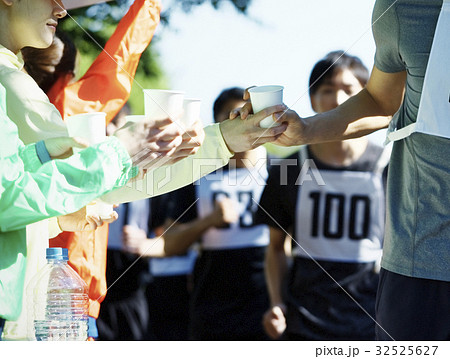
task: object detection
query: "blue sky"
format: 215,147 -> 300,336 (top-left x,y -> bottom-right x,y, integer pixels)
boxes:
154,0 -> 387,144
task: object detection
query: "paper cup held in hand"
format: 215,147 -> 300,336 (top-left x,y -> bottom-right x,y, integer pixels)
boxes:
182,98 -> 201,128
248,85 -> 284,128
66,112 -> 113,218
143,89 -> 185,121
65,112 -> 107,145
86,200 -> 114,220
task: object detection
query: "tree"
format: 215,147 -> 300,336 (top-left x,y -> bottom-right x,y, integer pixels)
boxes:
60,0 -> 252,114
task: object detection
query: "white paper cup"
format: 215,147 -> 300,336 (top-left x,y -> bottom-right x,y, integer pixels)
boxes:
86,200 -> 115,220
143,89 -> 184,121
248,85 -> 284,128
65,112 -> 113,219
65,112 -> 107,145
182,98 -> 201,127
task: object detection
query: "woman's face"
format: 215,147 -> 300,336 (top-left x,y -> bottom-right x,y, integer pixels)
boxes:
7,0 -> 67,52
311,68 -> 364,114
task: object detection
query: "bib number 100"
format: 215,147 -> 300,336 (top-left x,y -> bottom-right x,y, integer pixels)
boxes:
309,191 -> 371,240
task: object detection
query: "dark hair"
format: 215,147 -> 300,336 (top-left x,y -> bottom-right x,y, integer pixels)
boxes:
213,87 -> 245,122
309,51 -> 369,96
21,29 -> 77,93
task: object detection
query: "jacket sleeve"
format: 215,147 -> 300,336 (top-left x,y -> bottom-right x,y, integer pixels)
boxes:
100,123 -> 234,204
0,111 -> 134,232
48,0 -> 161,123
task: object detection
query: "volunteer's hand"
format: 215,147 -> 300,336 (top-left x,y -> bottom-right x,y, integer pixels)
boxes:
57,207 -> 118,232
229,86 -> 254,120
44,137 -> 89,159
219,104 -> 288,153
231,100 -> 307,148
114,117 -> 183,170
162,120 -> 205,164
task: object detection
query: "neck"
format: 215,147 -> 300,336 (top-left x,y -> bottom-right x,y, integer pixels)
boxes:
308,137 -> 368,167
0,13 -> 19,54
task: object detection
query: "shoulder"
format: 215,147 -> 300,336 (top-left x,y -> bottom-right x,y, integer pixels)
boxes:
372,0 -> 406,73
0,64 -> 48,101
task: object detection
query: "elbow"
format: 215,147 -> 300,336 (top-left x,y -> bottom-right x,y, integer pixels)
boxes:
163,236 -> 182,257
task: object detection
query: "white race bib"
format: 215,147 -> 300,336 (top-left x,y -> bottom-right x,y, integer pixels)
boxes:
292,147 -> 387,262
386,0 -> 450,143
196,167 -> 270,250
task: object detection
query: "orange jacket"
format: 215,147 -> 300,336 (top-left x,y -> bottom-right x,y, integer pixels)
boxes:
49,0 -> 161,318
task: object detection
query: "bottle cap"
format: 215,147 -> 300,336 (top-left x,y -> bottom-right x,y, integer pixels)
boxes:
46,247 -> 69,260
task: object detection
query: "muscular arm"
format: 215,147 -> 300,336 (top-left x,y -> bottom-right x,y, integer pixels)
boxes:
277,67 -> 407,146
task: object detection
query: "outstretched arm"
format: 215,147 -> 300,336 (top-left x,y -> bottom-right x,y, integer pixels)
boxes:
233,67 -> 406,146
0,134 -> 132,232
0,106 -> 184,232
101,105 -> 287,204
274,67 -> 406,146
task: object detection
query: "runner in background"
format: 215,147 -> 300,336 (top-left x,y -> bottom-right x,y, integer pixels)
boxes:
164,88 -> 271,340
256,52 -> 389,340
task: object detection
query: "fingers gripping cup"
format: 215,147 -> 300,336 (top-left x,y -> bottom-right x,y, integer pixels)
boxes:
65,112 -> 114,219
248,85 -> 284,128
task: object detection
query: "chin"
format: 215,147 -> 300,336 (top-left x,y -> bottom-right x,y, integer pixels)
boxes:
36,41 -> 53,50
25,37 -> 53,49
37,33 -> 55,49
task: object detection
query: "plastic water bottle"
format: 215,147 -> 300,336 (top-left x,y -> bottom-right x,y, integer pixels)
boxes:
27,248 -> 89,341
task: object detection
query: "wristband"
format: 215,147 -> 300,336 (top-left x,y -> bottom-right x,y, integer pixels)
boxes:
36,140 -> 52,164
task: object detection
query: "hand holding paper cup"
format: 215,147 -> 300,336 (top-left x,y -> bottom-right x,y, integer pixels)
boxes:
66,112 -> 107,147
248,85 -> 284,128
65,112 -> 114,219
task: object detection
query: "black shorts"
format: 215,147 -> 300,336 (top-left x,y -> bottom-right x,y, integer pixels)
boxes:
375,268 -> 450,341
96,288 -> 149,341
0,318 -> 5,340
146,275 -> 191,341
